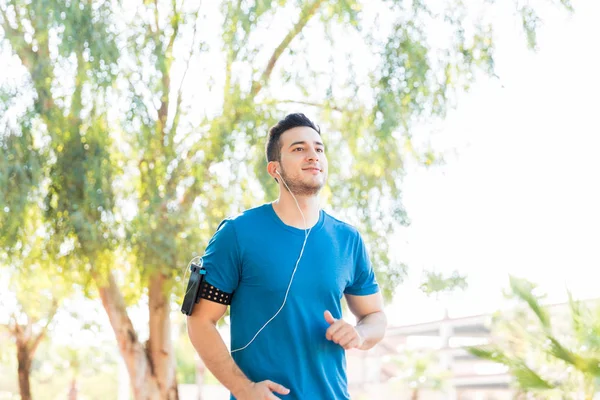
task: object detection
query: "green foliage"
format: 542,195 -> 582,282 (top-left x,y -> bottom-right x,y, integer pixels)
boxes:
509,275 -> 552,331
1,0 -> 573,298
0,0 -> 576,391
0,0 -> 120,286
44,113 -> 117,259
420,270 -> 468,297
469,346 -> 556,390
469,276 -> 600,396
0,118 -> 41,251
394,349 -> 448,392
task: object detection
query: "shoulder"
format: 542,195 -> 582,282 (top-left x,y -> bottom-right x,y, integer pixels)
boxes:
218,204 -> 270,229
210,205 -> 270,248
322,210 -> 361,238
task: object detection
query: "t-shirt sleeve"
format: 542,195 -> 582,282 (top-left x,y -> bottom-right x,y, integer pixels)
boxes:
344,233 -> 380,296
200,219 -> 241,294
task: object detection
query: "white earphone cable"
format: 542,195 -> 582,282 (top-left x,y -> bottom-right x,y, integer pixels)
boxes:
231,171 -> 312,353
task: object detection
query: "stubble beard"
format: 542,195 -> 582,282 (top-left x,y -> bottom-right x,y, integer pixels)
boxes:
279,166 -> 326,196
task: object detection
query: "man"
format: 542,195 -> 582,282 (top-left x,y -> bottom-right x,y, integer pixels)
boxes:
187,113 -> 387,399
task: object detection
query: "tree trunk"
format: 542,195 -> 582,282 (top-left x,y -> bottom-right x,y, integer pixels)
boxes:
148,273 -> 179,400
16,344 -> 32,400
410,388 -> 419,400
11,307 -> 54,400
97,271 -> 178,399
67,377 -> 77,400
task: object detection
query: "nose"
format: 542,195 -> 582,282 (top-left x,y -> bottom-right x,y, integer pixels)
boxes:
306,147 -> 319,162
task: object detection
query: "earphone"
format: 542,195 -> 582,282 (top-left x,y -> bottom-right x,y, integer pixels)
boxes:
230,169 -> 312,353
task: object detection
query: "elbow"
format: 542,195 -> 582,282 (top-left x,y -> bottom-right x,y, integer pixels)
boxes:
358,311 -> 387,350
375,310 -> 388,342
186,315 -> 216,346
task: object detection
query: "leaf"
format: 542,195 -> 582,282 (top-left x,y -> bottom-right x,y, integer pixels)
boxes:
468,346 -> 555,390
546,336 -> 600,377
520,6 -> 541,50
511,362 -> 555,390
420,270 -> 468,297
509,275 -> 551,331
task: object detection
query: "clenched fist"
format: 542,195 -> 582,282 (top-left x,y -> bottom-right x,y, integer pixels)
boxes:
324,310 -> 364,350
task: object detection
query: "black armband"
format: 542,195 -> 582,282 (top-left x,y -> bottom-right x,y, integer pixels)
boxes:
200,280 -> 232,305
181,261 -> 232,316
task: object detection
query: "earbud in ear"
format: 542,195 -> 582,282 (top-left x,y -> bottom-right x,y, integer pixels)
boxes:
276,170 -> 281,175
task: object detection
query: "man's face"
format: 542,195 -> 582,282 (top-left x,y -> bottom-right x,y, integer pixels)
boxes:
277,126 -> 328,196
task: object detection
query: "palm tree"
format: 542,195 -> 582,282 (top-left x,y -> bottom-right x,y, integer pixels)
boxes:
468,275 -> 600,399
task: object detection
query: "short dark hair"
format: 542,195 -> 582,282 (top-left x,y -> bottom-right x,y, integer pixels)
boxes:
265,113 -> 321,162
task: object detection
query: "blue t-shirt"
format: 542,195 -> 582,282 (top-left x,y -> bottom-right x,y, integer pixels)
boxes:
201,203 -> 379,399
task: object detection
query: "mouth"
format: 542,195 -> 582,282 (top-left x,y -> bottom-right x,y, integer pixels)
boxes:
302,165 -> 321,171
302,167 -> 322,174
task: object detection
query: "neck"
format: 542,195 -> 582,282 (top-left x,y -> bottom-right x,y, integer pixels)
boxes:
272,191 -> 321,230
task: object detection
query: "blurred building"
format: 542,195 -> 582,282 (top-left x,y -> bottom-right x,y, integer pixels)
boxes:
346,298 -> 600,400
346,312 -> 512,400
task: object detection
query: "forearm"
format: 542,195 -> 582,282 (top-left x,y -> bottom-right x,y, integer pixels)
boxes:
187,320 -> 252,397
355,311 -> 387,350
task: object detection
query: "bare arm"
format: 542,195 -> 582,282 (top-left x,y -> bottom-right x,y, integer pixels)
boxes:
324,292 -> 387,351
187,299 -> 289,399
187,299 -> 252,397
346,292 -> 387,350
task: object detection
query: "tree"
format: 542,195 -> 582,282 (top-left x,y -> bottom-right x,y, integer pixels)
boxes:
0,127 -> 65,400
394,349 -> 449,400
387,269 -> 468,399
41,318 -> 119,400
1,260 -> 62,400
1,1 -> 118,397
420,270 -> 468,299
0,1 -> 574,399
469,276 -> 600,399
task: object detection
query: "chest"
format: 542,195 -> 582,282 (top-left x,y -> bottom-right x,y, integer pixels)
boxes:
239,233 -> 354,299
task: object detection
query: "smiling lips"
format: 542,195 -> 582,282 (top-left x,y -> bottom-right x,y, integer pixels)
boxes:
302,166 -> 322,174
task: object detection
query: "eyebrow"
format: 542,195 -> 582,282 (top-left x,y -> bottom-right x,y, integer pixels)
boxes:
288,140 -> 325,148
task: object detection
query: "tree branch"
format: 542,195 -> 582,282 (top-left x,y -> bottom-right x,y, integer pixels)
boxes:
165,0 -> 179,56
29,300 -> 58,355
157,71 -> 171,147
156,0 -> 183,150
8,312 -> 19,336
249,0 -> 326,99
154,0 -> 160,34
128,80 -> 152,123
170,3 -> 201,139
0,5 -> 18,37
1,3 -> 57,122
69,51 -> 86,124
220,0 -> 244,112
0,5 -> 34,72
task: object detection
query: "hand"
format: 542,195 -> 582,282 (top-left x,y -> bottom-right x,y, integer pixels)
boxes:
237,380 -> 290,400
324,310 -> 364,350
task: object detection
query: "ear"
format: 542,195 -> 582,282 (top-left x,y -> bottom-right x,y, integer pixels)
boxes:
267,161 -> 279,183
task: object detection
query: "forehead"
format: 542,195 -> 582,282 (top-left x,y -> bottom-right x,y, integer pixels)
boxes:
279,126 -> 322,147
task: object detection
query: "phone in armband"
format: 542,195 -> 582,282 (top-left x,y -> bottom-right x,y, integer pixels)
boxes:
181,262 -> 206,316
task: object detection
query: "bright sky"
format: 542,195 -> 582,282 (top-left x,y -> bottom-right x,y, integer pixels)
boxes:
386,0 -> 600,325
